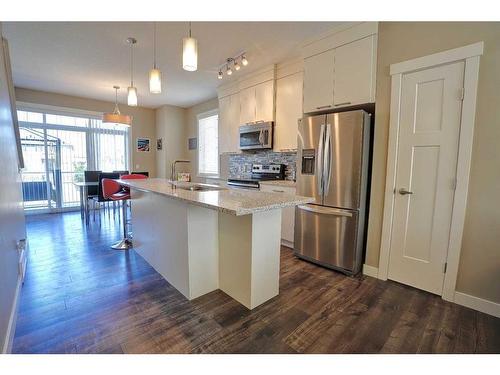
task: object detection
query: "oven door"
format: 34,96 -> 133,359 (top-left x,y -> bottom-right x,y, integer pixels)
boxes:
239,123 -> 272,150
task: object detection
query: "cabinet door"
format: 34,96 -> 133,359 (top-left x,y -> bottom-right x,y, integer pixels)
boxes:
333,36 -> 375,107
228,92 -> 240,152
218,95 -> 231,153
303,49 -> 334,113
239,86 -> 256,125
259,185 -> 296,245
275,72 -> 303,151
255,80 -> 274,122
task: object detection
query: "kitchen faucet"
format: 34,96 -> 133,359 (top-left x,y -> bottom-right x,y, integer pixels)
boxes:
170,160 -> 190,181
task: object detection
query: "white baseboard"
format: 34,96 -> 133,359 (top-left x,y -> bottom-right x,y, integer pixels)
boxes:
454,291 -> 500,318
281,239 -> 294,249
362,264 -> 379,278
1,275 -> 22,354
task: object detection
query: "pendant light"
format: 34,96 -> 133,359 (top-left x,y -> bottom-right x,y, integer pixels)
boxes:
149,23 -> 162,94
127,37 -> 138,106
182,22 -> 198,71
102,86 -> 132,126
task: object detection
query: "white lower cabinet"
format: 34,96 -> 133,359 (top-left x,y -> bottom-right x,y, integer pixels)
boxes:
260,184 -> 296,247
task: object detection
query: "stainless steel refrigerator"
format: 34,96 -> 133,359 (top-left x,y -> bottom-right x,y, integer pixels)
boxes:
294,110 -> 371,275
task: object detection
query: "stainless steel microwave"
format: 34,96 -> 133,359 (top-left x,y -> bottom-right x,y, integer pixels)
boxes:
239,121 -> 273,150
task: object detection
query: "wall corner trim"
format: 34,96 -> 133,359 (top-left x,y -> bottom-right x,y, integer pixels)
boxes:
362,264 -> 379,278
454,292 -> 500,318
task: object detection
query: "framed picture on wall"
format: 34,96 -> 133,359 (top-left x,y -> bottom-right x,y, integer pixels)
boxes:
137,138 -> 150,152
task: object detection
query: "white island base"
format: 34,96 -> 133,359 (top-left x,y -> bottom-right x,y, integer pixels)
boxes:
131,188 -> 281,309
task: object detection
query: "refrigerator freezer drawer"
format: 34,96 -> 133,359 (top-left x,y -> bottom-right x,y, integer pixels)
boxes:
294,204 -> 360,274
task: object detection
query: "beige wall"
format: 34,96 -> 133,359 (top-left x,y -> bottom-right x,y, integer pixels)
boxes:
15,87 -> 157,176
0,25 -> 26,352
185,97 -> 219,182
366,22 -> 500,303
155,104 -> 187,178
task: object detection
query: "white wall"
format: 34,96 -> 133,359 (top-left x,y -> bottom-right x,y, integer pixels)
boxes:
0,25 -> 26,353
155,104 -> 188,178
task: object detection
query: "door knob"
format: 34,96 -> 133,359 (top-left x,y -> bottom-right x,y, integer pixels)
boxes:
398,188 -> 413,195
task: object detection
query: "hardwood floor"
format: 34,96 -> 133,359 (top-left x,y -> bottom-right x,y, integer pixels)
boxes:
13,211 -> 500,354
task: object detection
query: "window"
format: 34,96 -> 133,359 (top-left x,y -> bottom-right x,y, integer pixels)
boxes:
17,108 -> 129,211
197,111 -> 219,176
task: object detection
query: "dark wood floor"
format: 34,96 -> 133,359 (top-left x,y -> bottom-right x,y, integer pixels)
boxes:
12,211 -> 500,354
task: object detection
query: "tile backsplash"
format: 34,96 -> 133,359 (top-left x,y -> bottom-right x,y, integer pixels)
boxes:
228,151 -> 297,180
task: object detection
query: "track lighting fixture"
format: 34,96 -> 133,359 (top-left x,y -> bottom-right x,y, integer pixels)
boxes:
241,55 -> 248,66
217,53 -> 248,80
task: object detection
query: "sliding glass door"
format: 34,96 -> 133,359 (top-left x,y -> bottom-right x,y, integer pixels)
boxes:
18,109 -> 129,213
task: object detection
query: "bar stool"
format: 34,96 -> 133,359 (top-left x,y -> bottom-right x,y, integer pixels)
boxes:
102,174 -> 148,250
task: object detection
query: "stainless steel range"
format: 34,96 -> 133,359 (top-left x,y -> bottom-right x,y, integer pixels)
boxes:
227,164 -> 285,189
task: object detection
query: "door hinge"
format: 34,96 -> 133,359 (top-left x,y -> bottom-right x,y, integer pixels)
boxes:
459,87 -> 465,101
443,262 -> 448,273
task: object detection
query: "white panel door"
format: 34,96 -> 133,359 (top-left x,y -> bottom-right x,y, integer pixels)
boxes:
303,49 -> 335,113
388,61 -> 465,295
275,72 -> 303,151
239,86 -> 256,124
255,80 -> 274,122
333,36 -> 375,107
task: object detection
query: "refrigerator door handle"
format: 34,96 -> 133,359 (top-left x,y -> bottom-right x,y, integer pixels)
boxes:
316,124 -> 325,197
323,123 -> 332,194
297,204 -> 353,217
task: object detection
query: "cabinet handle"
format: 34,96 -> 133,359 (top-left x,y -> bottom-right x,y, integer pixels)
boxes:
272,189 -> 285,193
334,102 -> 352,107
316,105 -> 332,110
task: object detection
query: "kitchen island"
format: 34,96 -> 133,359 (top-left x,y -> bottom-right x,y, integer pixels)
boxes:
119,178 -> 313,309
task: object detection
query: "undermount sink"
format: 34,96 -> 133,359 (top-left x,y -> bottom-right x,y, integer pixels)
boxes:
171,181 -> 225,192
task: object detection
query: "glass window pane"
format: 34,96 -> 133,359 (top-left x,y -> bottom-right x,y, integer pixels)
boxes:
198,114 -> 219,176
17,110 -> 43,123
45,114 -> 88,127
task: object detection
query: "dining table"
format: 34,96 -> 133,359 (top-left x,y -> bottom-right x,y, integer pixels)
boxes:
73,181 -> 99,223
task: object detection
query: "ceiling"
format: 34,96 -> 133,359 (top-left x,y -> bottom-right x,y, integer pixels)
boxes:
3,22 -> 342,109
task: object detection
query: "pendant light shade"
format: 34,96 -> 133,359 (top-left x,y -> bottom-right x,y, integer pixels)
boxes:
127,86 -> 138,107
127,37 -> 138,106
182,22 -> 198,72
103,86 -> 132,127
149,68 -> 162,93
149,23 -> 162,94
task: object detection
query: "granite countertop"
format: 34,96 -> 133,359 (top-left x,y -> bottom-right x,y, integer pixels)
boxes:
119,178 -> 312,216
259,180 -> 296,188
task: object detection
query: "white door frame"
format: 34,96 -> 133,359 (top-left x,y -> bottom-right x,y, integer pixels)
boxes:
378,42 -> 483,302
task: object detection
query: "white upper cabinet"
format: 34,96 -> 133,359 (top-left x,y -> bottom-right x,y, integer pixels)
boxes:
333,36 -> 376,108
275,71 -> 303,151
227,92 -> 240,152
218,95 -> 231,154
255,80 -> 274,122
218,93 -> 240,153
302,23 -> 377,114
303,49 -> 335,113
239,80 -> 275,124
239,86 -> 256,125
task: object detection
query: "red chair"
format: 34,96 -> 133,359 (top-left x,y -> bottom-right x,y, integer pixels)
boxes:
102,174 -> 148,250
102,178 -> 131,250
